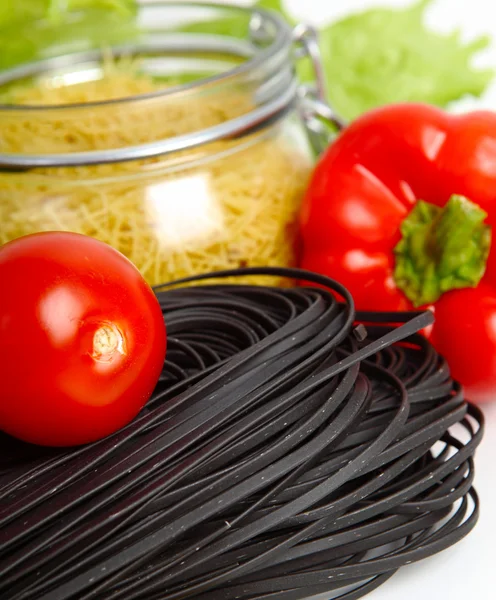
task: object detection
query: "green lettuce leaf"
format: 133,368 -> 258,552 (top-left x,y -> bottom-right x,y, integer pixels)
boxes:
0,1 -> 138,71
306,0 -> 494,120
0,0 -> 136,27
257,0 -> 286,12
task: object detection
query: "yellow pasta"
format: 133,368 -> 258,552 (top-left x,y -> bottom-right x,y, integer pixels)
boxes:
0,64 -> 312,286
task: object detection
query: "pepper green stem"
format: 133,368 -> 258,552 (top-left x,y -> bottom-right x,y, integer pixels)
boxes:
394,195 -> 491,307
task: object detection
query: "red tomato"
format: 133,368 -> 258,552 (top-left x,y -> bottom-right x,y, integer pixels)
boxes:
0,232 -> 166,447
430,283 -> 496,403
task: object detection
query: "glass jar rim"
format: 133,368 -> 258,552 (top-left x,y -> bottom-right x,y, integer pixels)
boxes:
8,124 -> 295,184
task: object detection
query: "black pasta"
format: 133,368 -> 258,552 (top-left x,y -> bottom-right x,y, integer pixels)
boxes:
0,267 -> 483,600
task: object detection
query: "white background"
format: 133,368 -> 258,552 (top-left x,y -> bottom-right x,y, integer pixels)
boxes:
151,1 -> 496,598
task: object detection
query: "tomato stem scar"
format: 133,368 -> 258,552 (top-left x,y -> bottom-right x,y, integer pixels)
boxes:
92,323 -> 126,362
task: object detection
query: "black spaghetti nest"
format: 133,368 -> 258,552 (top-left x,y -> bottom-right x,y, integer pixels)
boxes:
0,267 -> 483,600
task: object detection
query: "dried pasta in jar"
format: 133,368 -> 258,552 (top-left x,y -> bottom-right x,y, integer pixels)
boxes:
0,61 -> 313,287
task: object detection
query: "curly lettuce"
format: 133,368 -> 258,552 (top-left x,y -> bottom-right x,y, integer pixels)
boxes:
304,0 -> 494,119
0,0 -> 138,70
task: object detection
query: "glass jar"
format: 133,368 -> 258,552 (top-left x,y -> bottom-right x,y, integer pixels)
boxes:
0,1 -> 337,287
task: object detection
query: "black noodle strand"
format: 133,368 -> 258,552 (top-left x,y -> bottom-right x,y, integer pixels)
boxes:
0,267 -> 484,600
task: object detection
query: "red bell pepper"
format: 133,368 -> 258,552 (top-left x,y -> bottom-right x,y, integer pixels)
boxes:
300,103 -> 496,403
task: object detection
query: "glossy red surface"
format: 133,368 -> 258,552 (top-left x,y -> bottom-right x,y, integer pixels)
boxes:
0,232 -> 167,446
301,103 -> 496,401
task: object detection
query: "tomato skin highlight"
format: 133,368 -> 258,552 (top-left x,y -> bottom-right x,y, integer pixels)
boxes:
0,232 -> 167,447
